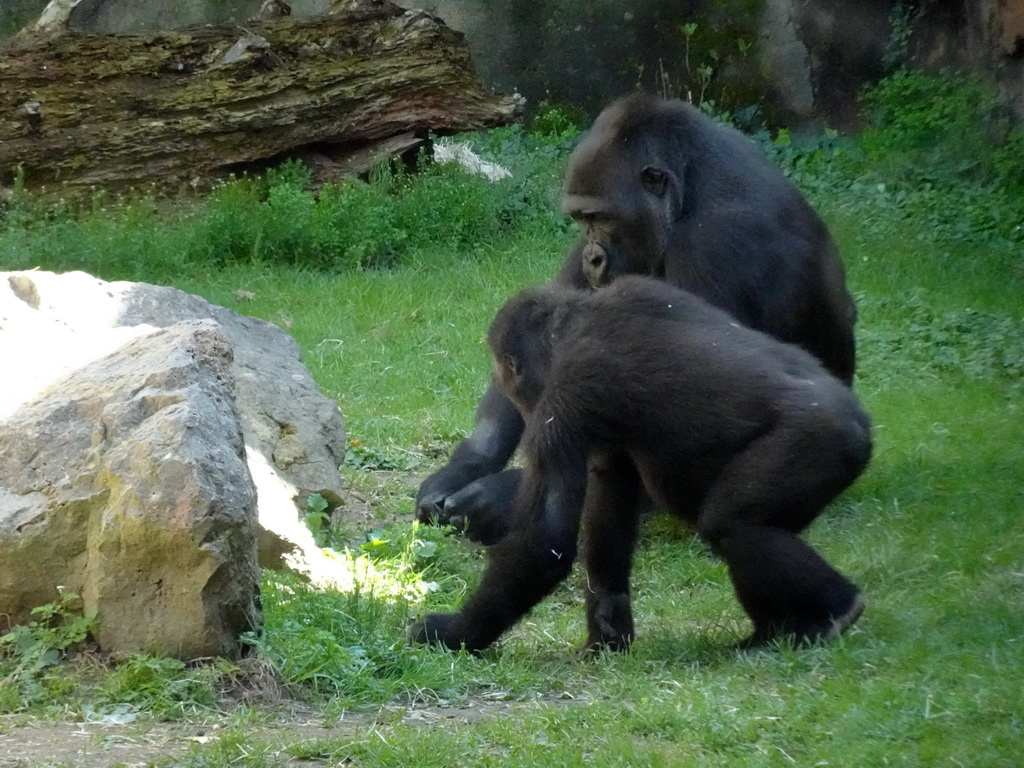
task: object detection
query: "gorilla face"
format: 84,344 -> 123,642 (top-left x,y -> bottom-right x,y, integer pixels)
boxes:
561,112 -> 684,288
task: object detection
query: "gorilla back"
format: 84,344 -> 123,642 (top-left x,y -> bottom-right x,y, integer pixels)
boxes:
412,277 -> 871,654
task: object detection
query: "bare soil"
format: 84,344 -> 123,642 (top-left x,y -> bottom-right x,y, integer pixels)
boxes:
0,698 -> 549,767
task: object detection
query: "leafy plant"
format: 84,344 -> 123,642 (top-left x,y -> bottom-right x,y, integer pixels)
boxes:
881,2 -> 918,72
530,99 -> 585,143
93,654 -> 221,720
0,591 -> 94,712
303,492 -> 332,546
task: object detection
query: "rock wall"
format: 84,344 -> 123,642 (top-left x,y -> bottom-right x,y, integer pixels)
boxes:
913,0 -> 1024,117
422,0 -> 1024,125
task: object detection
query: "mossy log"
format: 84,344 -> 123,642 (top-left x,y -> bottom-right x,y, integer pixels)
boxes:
0,0 -> 524,194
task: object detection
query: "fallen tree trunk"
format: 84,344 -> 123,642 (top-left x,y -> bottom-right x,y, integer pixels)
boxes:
0,0 -> 524,194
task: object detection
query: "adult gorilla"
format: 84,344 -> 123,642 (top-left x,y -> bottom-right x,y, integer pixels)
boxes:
416,94 -> 857,544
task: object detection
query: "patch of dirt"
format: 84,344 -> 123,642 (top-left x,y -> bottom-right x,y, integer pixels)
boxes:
0,698 -> 572,767
339,469 -> 424,528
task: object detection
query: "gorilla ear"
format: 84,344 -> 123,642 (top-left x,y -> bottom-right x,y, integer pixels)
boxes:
640,166 -> 669,197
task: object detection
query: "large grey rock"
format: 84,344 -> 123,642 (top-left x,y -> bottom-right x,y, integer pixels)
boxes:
0,270 -> 348,569
0,269 -> 352,654
116,279 -> 348,515
0,320 -> 260,658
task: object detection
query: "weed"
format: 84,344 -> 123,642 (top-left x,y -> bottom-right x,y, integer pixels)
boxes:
0,591 -> 94,713
302,493 -> 332,547
530,99 -> 586,143
93,655 -> 221,720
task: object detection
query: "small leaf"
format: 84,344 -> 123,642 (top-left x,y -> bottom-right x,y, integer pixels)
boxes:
306,493 -> 329,514
413,541 -> 439,559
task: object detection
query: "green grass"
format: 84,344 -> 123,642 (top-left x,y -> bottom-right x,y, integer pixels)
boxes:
3,79 -> 1024,766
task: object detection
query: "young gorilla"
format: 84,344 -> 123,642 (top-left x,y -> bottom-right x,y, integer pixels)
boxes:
411,277 -> 871,653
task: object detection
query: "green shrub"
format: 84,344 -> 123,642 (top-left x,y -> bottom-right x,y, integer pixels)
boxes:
0,125 -> 578,280
860,70 -> 992,153
175,132 -> 575,273
776,68 -> 1024,247
0,592 -> 94,713
858,69 -> 1008,184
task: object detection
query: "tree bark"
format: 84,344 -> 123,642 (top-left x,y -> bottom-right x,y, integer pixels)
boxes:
0,0 -> 524,194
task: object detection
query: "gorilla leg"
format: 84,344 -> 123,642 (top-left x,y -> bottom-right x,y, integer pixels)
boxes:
693,415 -> 870,646
416,383 -> 523,528
581,454 -> 644,652
717,526 -> 865,647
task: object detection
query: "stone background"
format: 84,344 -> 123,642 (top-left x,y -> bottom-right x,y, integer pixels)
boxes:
2,1 -> 1022,125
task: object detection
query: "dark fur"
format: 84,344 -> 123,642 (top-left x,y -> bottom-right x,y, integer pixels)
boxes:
416,94 -> 857,543
411,277 -> 871,653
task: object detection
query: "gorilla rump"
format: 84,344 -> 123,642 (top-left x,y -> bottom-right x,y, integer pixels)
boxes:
411,277 -> 871,653
416,94 -> 858,544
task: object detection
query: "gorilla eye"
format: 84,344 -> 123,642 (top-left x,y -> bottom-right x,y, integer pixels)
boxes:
640,166 -> 669,196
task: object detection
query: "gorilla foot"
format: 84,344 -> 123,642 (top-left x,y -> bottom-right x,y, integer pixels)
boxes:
815,591 -> 866,643
585,593 -> 635,653
737,593 -> 866,651
409,613 -> 479,654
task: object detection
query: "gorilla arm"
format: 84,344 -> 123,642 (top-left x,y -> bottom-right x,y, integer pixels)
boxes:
414,381 -> 523,526
415,258 -> 591,540
410,419 -> 589,652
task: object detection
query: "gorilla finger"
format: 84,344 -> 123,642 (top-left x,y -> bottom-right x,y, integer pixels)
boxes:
415,496 -> 446,524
